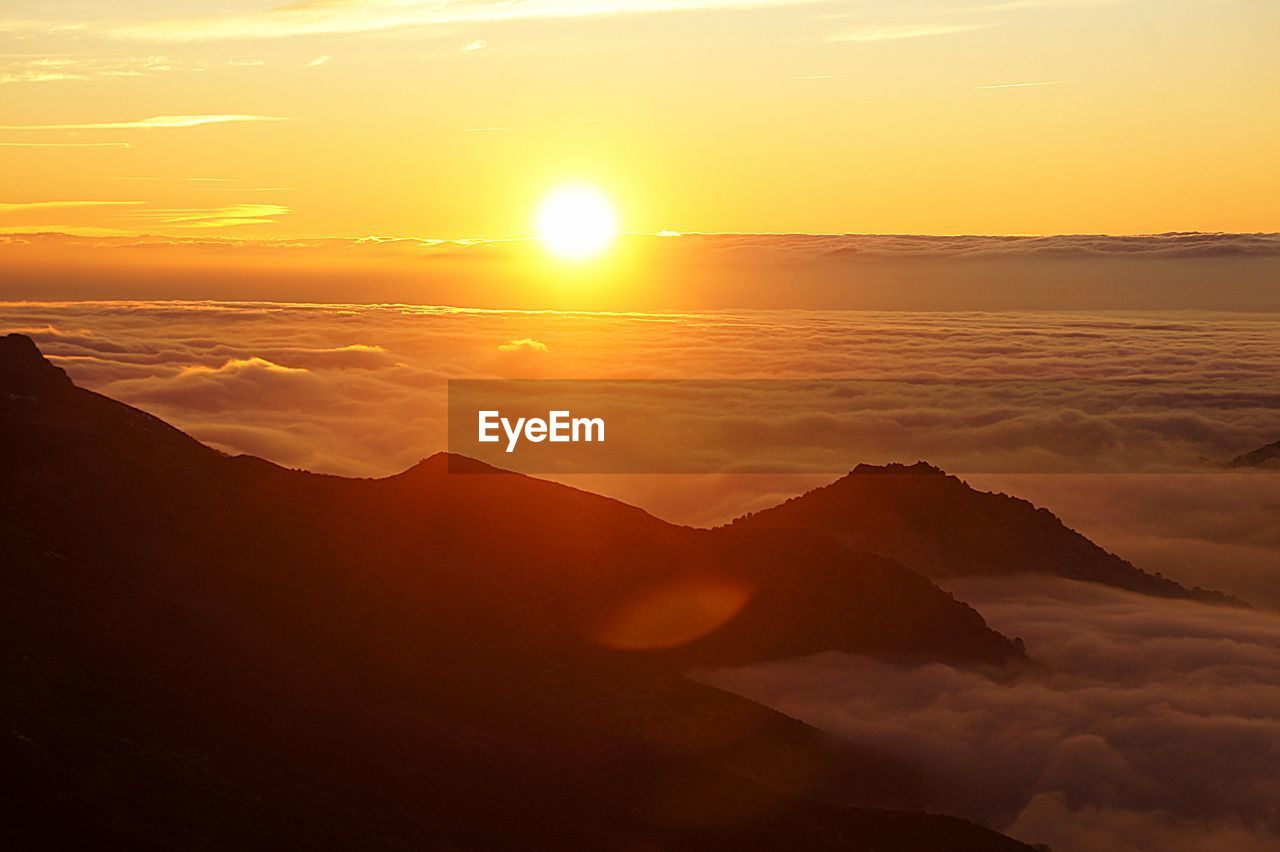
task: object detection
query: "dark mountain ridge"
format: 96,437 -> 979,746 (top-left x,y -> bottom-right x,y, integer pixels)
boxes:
1,334 -> 1032,850
732,461 -> 1241,605
1227,438 -> 1280,469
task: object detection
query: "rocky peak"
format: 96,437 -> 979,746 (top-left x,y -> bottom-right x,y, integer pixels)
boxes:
848,461 -> 947,477
0,334 -> 73,393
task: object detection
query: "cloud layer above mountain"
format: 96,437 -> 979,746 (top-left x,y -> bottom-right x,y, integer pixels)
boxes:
3,299 -> 1276,606
701,575 -> 1280,852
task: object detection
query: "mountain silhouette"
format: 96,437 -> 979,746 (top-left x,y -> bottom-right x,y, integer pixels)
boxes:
1227,439 -> 1280,469
1,334 -> 1033,850
732,461 -> 1241,605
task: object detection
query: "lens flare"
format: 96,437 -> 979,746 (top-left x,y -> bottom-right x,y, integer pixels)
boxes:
596,578 -> 754,651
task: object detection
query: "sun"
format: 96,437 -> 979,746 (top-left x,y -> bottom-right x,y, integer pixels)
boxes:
535,184 -> 618,261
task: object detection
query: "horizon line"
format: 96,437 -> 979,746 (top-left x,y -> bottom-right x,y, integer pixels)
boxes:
4,228 -> 1279,245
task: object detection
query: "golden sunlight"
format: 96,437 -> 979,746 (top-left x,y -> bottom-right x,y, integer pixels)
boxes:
534,184 -> 618,261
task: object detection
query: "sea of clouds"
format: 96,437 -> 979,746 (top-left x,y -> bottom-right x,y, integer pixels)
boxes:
2,300 -> 1276,599
3,299 -> 1279,852
3,301 -> 1278,471
702,576 -> 1280,852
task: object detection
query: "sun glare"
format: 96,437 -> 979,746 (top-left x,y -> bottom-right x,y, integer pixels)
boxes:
535,184 -> 618,261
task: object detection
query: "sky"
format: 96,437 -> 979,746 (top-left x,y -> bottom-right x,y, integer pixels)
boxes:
2,0 -> 1279,240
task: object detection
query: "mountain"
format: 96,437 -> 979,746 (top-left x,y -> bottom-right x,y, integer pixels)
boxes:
1227,439 -> 1280,469
0,334 -> 1032,851
732,461 -> 1241,605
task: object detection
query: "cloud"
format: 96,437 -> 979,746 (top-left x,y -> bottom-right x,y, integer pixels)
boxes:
0,299 -> 1276,601
2,297 -> 1275,474
5,230 -> 1280,264
0,141 -> 132,148
496,338 -> 548,352
975,80 -> 1067,89
0,114 -> 289,130
0,71 -> 83,84
187,421 -> 329,467
306,54 -> 332,66
748,231 -> 1280,261
111,177 -> 294,194
829,23 -> 995,43
0,225 -> 136,236
699,575 -> 1280,852
124,203 -> 292,228
102,0 -> 825,42
461,39 -> 486,52
967,473 -> 1280,609
116,177 -> 234,183
967,0 -> 1132,10
0,55 -> 207,85
0,200 -> 143,213
180,356 -> 309,377
0,201 -> 147,235
116,355 -> 323,411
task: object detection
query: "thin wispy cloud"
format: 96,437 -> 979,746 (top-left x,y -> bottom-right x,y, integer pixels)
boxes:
115,177 -> 234,182
0,55 -> 265,84
461,39 -> 487,52
0,114 -> 289,130
0,200 -> 143,213
975,80 -> 1067,89
124,203 -> 291,228
103,0 -> 822,42
967,0 -> 1131,11
306,54 -> 332,67
830,23 -> 996,43
109,176 -> 293,194
0,56 -> 162,85
0,225 -> 135,236
0,141 -> 132,148
5,0 -> 1138,44
0,71 -> 83,84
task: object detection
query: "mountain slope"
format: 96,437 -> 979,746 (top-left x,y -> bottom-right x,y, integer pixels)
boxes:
733,461 -> 1240,605
1,334 -> 1032,851
1228,439 -> 1280,468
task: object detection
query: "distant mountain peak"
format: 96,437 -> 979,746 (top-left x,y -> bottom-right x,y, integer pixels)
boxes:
736,460 -> 1244,606
401,451 -> 512,477
0,333 -> 72,392
1227,439 -> 1280,469
848,461 -> 947,477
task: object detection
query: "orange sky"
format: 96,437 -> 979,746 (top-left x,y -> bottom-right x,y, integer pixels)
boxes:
1,0 -> 1278,241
